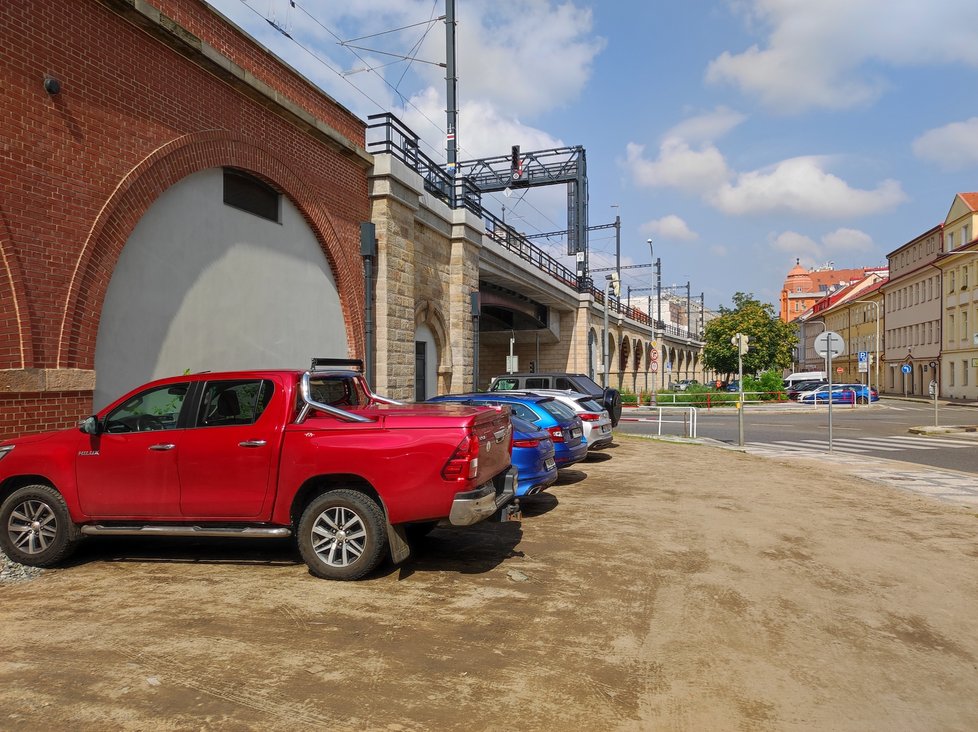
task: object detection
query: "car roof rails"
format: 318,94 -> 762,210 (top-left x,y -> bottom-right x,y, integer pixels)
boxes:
310,358 -> 363,372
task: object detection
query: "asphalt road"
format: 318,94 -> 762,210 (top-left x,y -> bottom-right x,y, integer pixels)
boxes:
618,398 -> 978,475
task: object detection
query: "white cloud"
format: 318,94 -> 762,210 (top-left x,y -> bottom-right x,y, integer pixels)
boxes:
913,117 -> 978,171
822,228 -> 874,253
451,2 -> 606,116
664,107 -> 746,145
400,89 -> 563,160
208,0 -> 603,161
769,227 -> 874,266
625,140 -> 732,194
711,157 -> 907,217
772,231 -> 818,258
641,215 -> 698,242
706,0 -> 978,112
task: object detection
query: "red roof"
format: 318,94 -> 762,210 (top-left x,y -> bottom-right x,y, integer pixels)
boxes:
959,192 -> 978,211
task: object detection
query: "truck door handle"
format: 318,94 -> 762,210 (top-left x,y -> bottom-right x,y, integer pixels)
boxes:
149,443 -> 176,451
238,440 -> 267,448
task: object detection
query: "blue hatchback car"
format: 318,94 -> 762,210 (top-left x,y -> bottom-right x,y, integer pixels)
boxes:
427,393 -> 588,469
508,416 -> 558,496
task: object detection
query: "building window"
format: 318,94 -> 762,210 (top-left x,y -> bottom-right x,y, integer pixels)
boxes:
949,271 -> 956,293
963,311 -> 969,342
949,361 -> 955,387
223,168 -> 281,223
948,314 -> 955,346
947,231 -> 955,250
964,360 -> 970,387
963,224 -> 970,246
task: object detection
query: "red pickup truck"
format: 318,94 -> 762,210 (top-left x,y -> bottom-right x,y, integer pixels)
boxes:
0,360 -> 519,580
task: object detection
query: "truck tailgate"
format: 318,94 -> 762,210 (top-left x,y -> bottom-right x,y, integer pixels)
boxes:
470,407 -> 513,481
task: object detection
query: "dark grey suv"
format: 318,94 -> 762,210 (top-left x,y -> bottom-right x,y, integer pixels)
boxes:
488,372 -> 622,427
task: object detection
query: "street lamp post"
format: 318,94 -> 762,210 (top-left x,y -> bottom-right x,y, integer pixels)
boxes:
854,299 -> 880,401
603,274 -> 614,388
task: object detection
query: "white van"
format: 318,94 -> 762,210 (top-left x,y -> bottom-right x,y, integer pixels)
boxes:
783,371 -> 827,387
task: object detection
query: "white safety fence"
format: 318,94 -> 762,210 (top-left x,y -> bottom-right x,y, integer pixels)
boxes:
645,406 -> 698,438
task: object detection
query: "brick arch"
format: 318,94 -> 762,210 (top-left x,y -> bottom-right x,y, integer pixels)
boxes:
0,212 -> 33,369
58,130 -> 360,369
618,334 -> 630,374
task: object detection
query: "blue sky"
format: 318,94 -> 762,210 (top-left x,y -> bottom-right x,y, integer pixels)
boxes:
206,0 -> 978,313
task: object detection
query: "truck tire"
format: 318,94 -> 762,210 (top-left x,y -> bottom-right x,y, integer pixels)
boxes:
0,484 -> 80,568
297,489 -> 388,580
603,388 -> 622,427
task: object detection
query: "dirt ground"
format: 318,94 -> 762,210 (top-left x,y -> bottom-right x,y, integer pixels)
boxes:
1,435 -> 977,731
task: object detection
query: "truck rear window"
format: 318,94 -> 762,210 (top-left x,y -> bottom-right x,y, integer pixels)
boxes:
308,375 -> 368,408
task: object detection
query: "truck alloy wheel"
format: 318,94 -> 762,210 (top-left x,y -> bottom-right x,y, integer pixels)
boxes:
0,484 -> 79,567
297,489 -> 388,580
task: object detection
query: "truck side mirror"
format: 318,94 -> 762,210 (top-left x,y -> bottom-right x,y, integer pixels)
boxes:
78,415 -> 102,435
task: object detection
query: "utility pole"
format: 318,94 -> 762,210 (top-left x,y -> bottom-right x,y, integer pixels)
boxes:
700,292 -> 705,337
686,282 -> 691,336
444,0 -> 458,174
614,212 -> 621,287
655,258 -> 662,328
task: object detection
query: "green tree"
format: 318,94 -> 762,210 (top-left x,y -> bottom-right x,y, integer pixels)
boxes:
703,293 -> 796,377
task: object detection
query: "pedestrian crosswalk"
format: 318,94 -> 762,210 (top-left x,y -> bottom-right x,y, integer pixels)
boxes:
746,434 -> 976,456
732,436 -> 978,508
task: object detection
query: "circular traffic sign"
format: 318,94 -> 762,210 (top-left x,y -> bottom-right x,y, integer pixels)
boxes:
814,331 -> 845,358
836,367 -> 843,374
650,362 -> 659,373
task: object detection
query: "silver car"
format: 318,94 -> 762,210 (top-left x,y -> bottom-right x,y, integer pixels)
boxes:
497,388 -> 613,450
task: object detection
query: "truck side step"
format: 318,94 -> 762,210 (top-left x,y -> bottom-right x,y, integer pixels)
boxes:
79,525 -> 292,538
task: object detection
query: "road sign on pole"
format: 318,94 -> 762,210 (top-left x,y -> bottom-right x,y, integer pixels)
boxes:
858,351 -> 868,373
814,331 -> 845,359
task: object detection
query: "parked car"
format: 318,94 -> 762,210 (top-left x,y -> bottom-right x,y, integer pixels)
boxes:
797,384 -> 856,404
783,371 -> 828,388
487,372 -> 622,427
787,379 -> 827,400
508,416 -> 558,496
673,379 -> 699,391
497,389 -> 613,451
428,392 -> 587,468
0,359 -> 520,581
725,380 -> 741,392
840,383 -> 879,404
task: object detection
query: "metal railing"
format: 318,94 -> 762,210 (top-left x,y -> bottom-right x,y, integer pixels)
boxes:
366,112 -> 702,341
647,406 -> 698,438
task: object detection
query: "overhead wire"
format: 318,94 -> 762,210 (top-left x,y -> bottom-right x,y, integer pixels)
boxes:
236,0 -> 570,250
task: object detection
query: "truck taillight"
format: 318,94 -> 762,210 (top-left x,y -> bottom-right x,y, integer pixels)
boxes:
441,433 -> 480,481
547,426 -> 565,443
512,438 -> 540,448
579,412 -> 601,422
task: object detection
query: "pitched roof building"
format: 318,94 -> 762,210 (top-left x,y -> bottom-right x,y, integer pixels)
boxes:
780,261 -> 886,323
